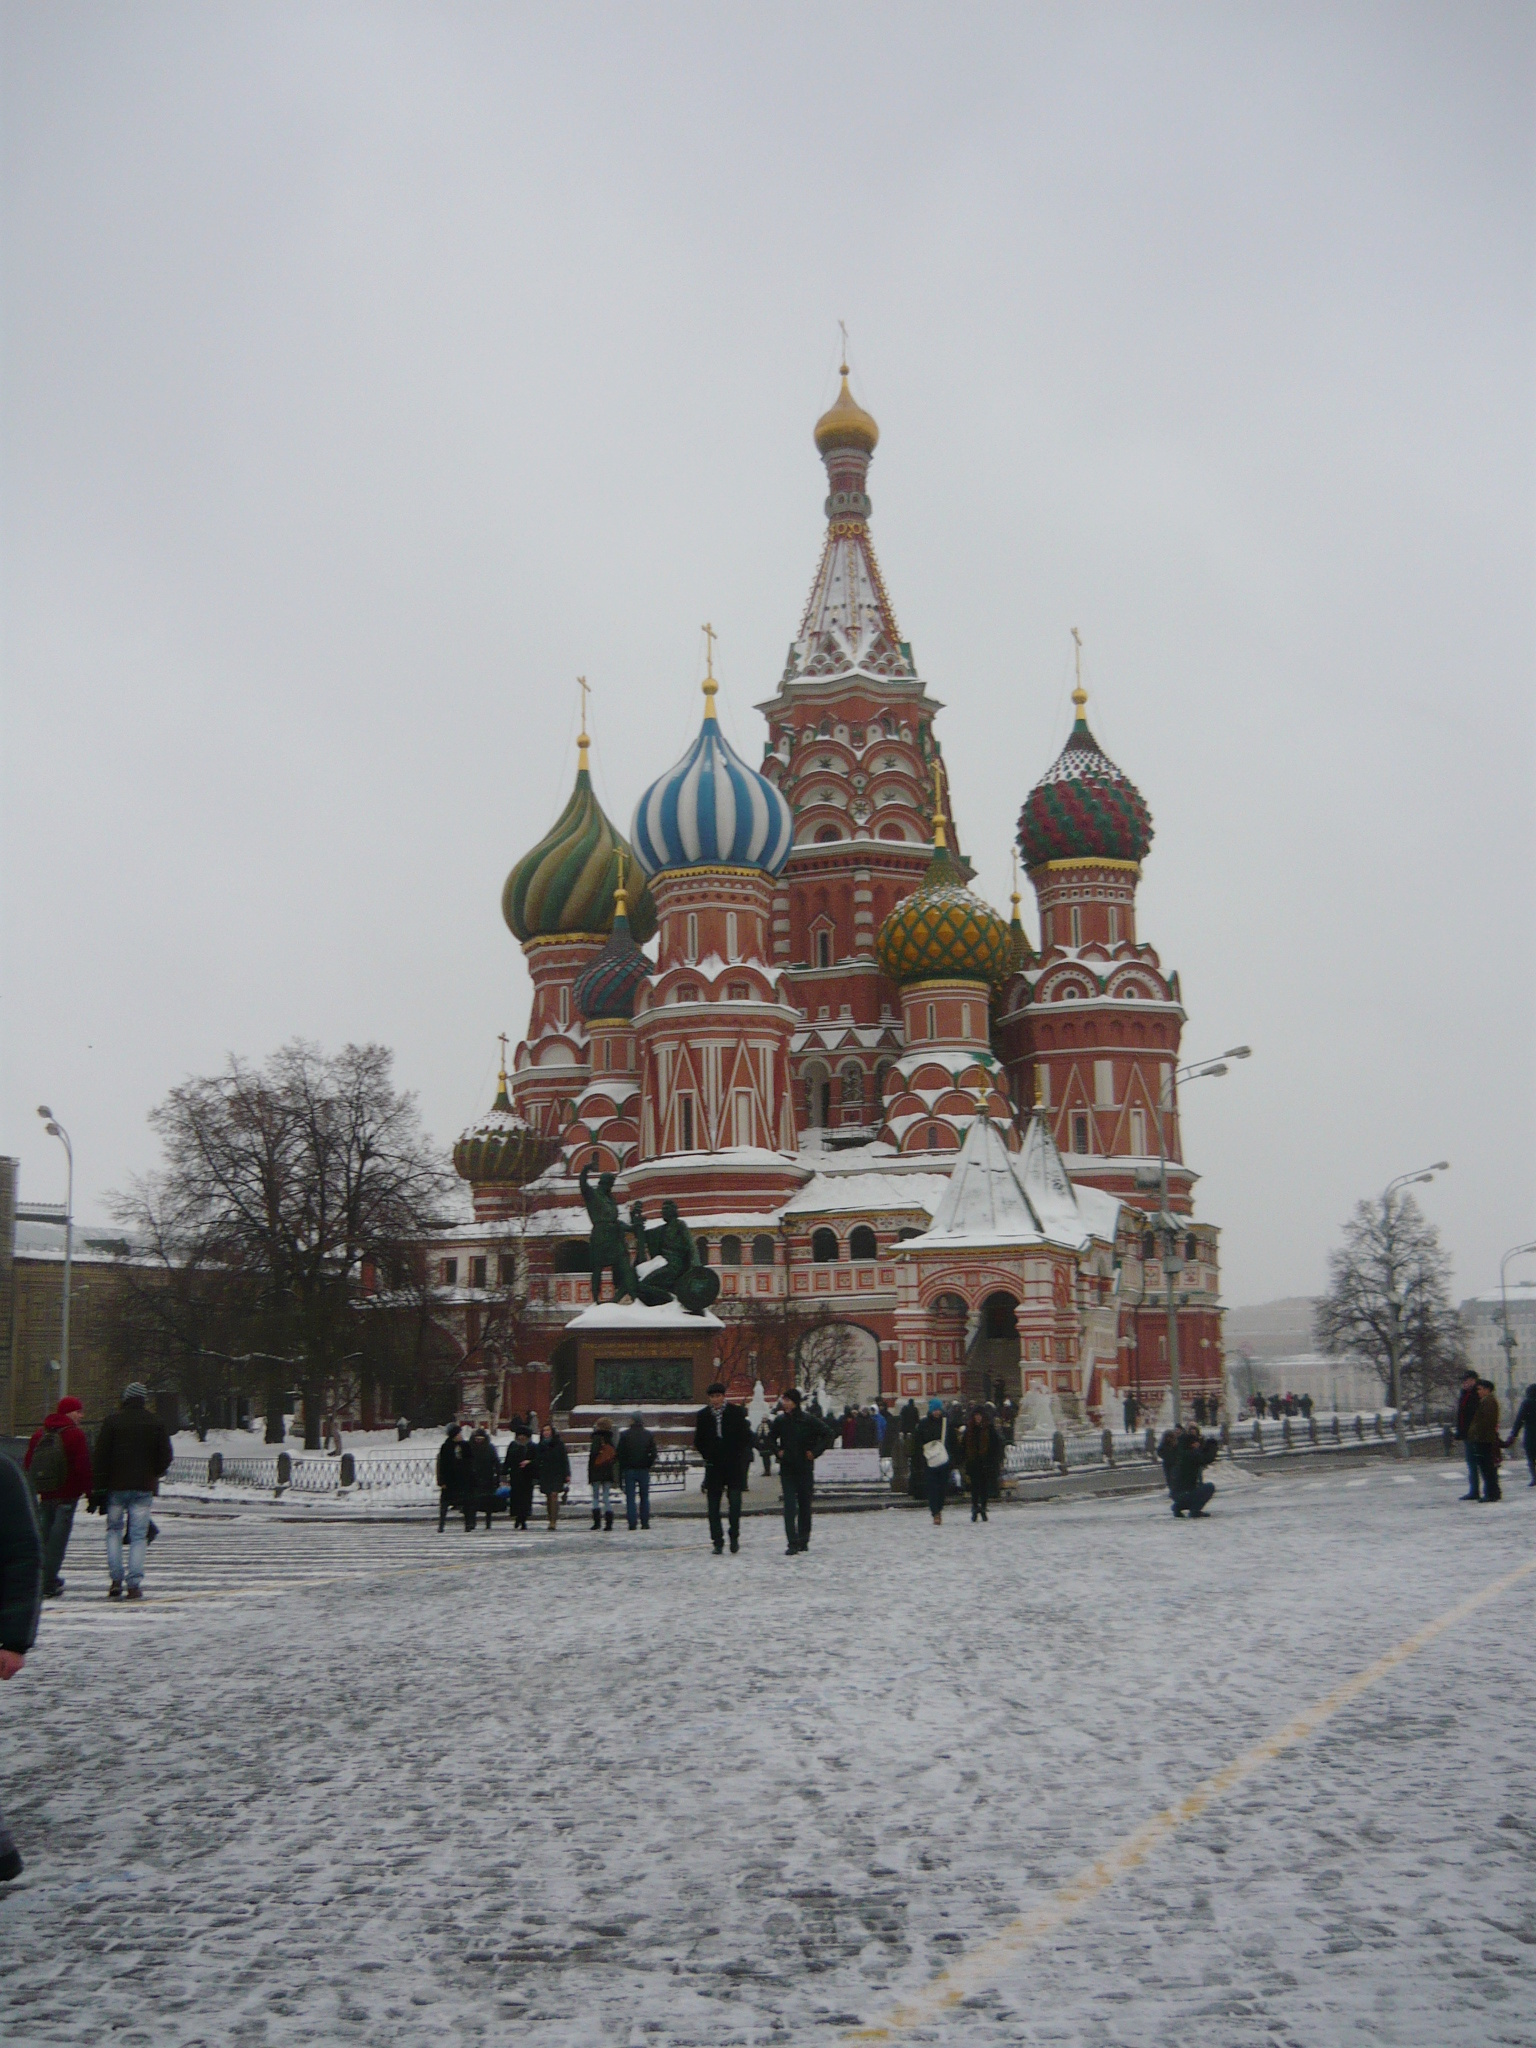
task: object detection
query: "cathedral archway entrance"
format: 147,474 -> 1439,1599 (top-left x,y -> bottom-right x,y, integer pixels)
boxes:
968,1290 -> 1022,1406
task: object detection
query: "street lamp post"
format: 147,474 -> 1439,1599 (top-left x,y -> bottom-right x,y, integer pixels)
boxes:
36,1107 -> 74,1403
1497,1243 -> 1536,1409
1379,1163 -> 1450,1416
1153,1046 -> 1251,1427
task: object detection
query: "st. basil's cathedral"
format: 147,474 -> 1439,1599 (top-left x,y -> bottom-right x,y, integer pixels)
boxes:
438,367 -> 1225,1423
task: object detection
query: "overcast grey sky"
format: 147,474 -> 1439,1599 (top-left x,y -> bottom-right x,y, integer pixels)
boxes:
3,1 -> 1532,1307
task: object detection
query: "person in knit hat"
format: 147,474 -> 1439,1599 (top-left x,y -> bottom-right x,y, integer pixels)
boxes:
23,1393 -> 93,1598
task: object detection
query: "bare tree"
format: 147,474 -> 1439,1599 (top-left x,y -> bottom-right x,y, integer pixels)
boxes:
1314,1195 -> 1463,1418
111,1041 -> 450,1447
713,1291 -> 861,1403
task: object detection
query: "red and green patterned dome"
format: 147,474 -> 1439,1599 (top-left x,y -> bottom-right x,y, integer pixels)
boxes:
876,846 -> 1011,987
1017,693 -> 1153,868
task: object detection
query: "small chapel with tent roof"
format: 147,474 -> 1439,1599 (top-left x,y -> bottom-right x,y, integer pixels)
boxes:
428,363 -> 1225,1426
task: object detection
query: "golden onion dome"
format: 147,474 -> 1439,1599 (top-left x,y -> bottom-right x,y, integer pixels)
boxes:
876,846 -> 1011,988
814,366 -> 879,456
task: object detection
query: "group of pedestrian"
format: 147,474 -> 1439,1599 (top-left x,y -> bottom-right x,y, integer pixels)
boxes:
1248,1392 -> 1311,1420
1453,1371 -> 1513,1504
906,1399 -> 1005,1525
435,1412 -> 660,1533
21,1383 -> 174,1601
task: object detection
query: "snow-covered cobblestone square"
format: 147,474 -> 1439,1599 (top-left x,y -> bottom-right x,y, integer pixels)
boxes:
2,1459 -> 1532,2047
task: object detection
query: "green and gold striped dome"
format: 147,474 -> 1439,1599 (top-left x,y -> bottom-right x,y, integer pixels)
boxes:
453,1069 -> 560,1187
877,846 -> 1011,988
502,755 -> 656,946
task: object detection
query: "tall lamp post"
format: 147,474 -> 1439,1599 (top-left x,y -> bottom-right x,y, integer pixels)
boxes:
1153,1046 -> 1251,1426
1380,1162 -> 1449,1414
36,1107 -> 74,1403
1497,1243 -> 1536,1408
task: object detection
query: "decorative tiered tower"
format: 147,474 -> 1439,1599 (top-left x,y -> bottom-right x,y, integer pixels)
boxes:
874,767 -> 1013,1152
624,642 -> 804,1217
996,651 -> 1193,1216
501,702 -> 655,1141
757,364 -> 967,1138
562,858 -> 650,1176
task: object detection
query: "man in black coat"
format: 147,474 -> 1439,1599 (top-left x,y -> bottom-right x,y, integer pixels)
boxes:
436,1423 -> 465,1532
503,1426 -> 538,1529
0,1452 -> 42,1881
90,1383 -> 174,1599
1169,1425 -> 1219,1518
1453,1371 -> 1482,1499
768,1389 -> 833,1555
693,1383 -> 753,1554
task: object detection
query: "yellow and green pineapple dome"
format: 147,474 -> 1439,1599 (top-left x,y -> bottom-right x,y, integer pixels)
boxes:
876,845 -> 1011,987
502,750 -> 656,945
453,1069 -> 560,1188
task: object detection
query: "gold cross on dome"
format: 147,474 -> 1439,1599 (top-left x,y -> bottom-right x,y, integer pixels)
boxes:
576,676 -> 591,767
497,1031 -> 510,1081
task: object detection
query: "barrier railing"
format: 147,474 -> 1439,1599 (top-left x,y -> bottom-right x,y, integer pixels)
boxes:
166,1441 -> 691,1503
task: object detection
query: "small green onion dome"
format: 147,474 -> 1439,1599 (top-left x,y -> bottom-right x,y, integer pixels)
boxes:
502,755 -> 656,945
452,1070 -> 560,1187
1017,690 -> 1152,868
876,844 -> 1011,987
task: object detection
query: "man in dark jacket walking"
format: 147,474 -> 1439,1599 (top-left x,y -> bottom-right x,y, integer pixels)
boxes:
1453,1370 -> 1482,1499
465,1427 -> 500,1531
768,1389 -> 833,1555
1503,1383 -> 1536,1488
504,1426 -> 538,1529
436,1423 -> 465,1532
617,1413 -> 657,1529
0,1451 -> 42,1881
1467,1380 -> 1502,1503
90,1384 -> 174,1600
694,1383 -> 752,1554
536,1424 -> 572,1530
24,1394 -> 92,1597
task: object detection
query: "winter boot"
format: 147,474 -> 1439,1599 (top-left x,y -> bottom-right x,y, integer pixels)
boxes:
604,1511 -> 614,1531
591,1509 -> 602,1530
126,1586 -> 144,1602
107,1582 -> 123,1600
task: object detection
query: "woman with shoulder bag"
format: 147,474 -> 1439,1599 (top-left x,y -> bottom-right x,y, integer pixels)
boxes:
587,1418 -> 618,1531
915,1399 -> 953,1525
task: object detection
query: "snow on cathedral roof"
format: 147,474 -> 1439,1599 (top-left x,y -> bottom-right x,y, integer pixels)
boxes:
900,1111 -> 1099,1253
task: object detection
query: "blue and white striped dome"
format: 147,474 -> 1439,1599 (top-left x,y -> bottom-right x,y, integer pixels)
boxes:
631,690 -> 794,877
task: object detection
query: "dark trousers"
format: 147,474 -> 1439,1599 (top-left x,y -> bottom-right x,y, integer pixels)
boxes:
1173,1481 -> 1215,1516
1463,1441 -> 1482,1497
39,1498 -> 77,1588
967,1468 -> 990,1520
924,1463 -> 951,1517
705,1477 -> 743,1549
437,1488 -> 459,1531
1475,1445 -> 1502,1501
466,1491 -> 496,1530
780,1464 -> 814,1549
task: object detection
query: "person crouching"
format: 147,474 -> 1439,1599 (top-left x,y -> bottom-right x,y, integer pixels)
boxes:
1169,1423 -> 1219,1518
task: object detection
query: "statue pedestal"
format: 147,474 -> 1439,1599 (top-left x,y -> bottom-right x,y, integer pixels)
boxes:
566,1302 -> 725,1410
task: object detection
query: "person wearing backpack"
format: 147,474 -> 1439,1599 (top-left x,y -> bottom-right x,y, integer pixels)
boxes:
89,1383 -> 174,1600
23,1395 -> 93,1599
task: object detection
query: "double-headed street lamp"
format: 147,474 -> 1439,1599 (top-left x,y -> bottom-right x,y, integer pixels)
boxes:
1152,1045 -> 1251,1426
36,1107 -> 74,1403
1380,1162 -> 1450,1414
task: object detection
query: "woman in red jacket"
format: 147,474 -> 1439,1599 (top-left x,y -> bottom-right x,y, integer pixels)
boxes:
23,1394 -> 93,1599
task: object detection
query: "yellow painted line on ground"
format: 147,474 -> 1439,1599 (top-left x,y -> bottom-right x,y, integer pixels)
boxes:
844,1556 -> 1536,2042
